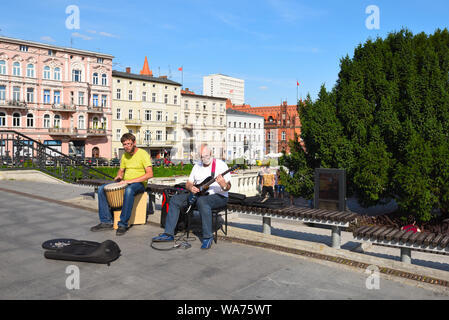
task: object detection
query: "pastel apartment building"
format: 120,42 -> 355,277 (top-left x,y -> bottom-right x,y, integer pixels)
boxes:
0,36 -> 113,158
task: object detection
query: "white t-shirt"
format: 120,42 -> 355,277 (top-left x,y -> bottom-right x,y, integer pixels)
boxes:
188,158 -> 232,197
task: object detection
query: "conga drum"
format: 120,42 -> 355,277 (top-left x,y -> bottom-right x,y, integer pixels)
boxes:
104,182 -> 128,209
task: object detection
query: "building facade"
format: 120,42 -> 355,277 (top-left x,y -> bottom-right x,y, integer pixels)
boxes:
225,108 -> 264,163
228,101 -> 302,154
181,89 -> 227,161
203,74 -> 244,105
111,65 -> 182,160
0,36 -> 114,158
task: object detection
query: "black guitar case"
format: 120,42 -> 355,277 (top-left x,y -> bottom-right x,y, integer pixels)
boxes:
42,238 -> 121,265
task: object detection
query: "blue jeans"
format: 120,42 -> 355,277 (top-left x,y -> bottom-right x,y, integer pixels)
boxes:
164,193 -> 228,239
98,182 -> 145,228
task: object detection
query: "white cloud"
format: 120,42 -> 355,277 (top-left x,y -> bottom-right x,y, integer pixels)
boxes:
40,36 -> 55,43
71,32 -> 93,41
259,86 -> 269,91
99,31 -> 119,38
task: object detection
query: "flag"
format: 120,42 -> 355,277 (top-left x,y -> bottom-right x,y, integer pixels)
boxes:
296,81 -> 299,86
230,89 -> 234,93
178,67 -> 183,71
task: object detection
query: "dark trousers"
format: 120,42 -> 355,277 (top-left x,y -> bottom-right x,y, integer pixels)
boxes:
261,186 -> 274,198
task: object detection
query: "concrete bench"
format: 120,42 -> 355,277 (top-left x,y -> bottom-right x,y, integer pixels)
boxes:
227,203 -> 358,249
353,225 -> 449,264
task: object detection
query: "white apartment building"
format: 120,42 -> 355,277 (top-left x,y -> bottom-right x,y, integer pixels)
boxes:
226,109 -> 264,163
181,90 -> 227,161
203,74 -> 244,105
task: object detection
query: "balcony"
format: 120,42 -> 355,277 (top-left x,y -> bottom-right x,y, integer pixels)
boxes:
48,127 -> 78,136
86,106 -> 104,113
0,100 -> 28,110
138,139 -> 176,147
125,118 -> 142,126
165,121 -> 177,127
50,104 -> 77,112
87,128 -> 107,136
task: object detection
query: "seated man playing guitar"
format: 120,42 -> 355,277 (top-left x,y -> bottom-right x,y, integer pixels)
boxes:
152,144 -> 231,249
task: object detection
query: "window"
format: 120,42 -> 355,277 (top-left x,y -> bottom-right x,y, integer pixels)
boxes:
43,114 -> 50,128
128,90 -> 133,100
97,57 -> 104,64
174,113 -> 178,123
173,95 -> 177,104
116,88 -> 121,100
128,109 -> 133,120
145,110 -> 151,121
43,66 -> 51,79
54,67 -> 61,80
156,111 -> 162,121
101,95 -> 107,107
43,90 -> 51,104
93,94 -> 99,107
72,69 -> 81,82
116,108 -> 121,120
78,92 -> 84,105
116,128 -> 121,141
156,130 -> 162,141
13,87 -> 20,101
185,101 -> 189,109
92,117 -> 99,129
164,94 -> 168,104
0,112 -> 5,126
101,74 -> 107,86
26,64 -> 34,77
0,86 -> 5,101
26,114 -> 34,127
13,113 -> 20,127
282,131 -> 286,141
13,62 -> 21,76
0,60 -> 6,74
144,130 -> 151,142
92,73 -> 98,85
54,114 -> 61,128
142,91 -> 146,102
20,45 -> 28,52
152,93 -> 156,102
48,49 -> 55,56
26,88 -> 34,103
78,115 -> 85,129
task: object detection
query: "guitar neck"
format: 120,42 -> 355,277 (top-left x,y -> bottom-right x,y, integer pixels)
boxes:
199,167 -> 236,189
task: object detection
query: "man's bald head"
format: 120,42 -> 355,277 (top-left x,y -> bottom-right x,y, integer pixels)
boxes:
200,144 -> 212,165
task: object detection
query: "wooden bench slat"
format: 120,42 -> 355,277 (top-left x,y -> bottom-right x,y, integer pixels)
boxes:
341,212 -> 358,222
399,230 -> 416,243
366,226 -> 385,238
406,231 -> 422,245
393,230 -> 408,242
371,226 -> 389,240
414,232 -> 430,246
439,235 -> 449,248
431,234 -> 445,247
423,233 -> 436,247
360,226 -> 380,238
377,227 -> 396,240
330,211 -> 348,221
385,229 -> 402,241
353,225 -> 373,237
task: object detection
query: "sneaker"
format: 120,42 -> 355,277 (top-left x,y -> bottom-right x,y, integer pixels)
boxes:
152,233 -> 174,242
116,226 -> 128,236
201,237 -> 213,249
90,223 -> 113,232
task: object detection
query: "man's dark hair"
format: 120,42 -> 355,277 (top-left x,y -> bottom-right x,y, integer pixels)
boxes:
121,133 -> 136,143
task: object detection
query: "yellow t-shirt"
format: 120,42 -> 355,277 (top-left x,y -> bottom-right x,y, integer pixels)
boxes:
120,148 -> 152,187
262,174 -> 275,187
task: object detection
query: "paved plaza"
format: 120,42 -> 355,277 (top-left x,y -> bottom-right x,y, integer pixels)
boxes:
0,180 -> 448,300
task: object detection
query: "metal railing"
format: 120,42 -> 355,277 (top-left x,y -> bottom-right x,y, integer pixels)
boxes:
0,130 -> 114,183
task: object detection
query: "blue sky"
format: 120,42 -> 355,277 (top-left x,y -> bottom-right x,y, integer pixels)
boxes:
1,0 -> 448,106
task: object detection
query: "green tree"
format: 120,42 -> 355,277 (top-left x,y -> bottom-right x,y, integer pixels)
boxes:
283,29 -> 449,222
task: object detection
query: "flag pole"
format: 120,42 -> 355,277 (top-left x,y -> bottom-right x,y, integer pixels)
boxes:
296,79 -> 299,103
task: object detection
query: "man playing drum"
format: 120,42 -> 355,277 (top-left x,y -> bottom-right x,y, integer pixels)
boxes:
91,133 -> 153,236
